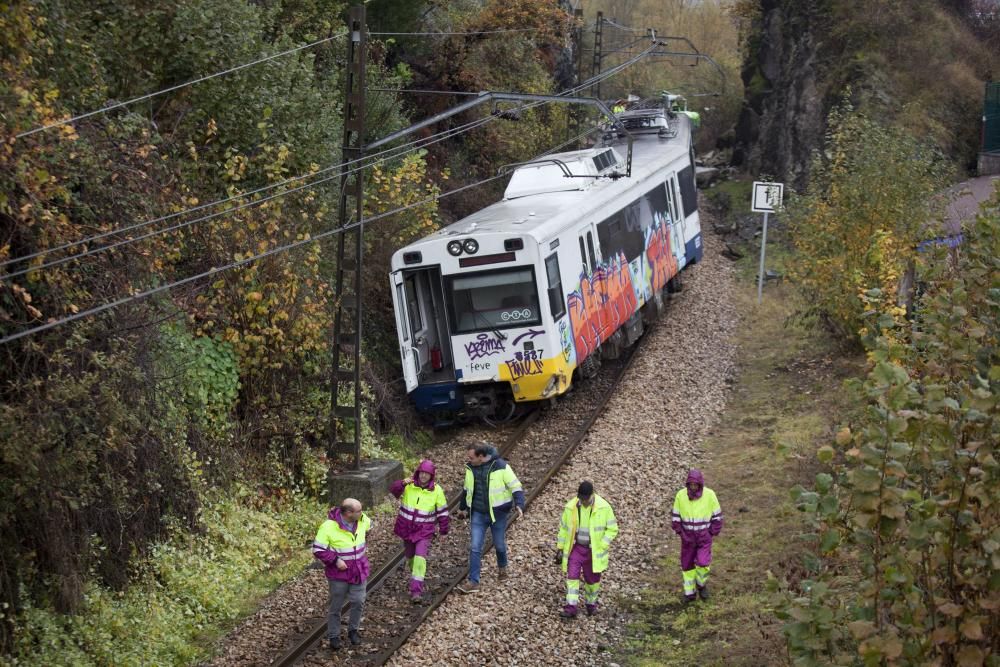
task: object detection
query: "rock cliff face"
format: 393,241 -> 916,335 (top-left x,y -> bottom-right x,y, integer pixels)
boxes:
733,1 -> 830,190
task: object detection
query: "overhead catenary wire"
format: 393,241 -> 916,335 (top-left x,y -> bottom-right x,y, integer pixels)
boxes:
0,116 -> 611,346
14,31 -> 347,139
370,29 -> 538,36
1,43 -> 646,279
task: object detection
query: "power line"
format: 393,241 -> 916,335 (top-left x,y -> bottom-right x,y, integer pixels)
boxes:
15,31 -> 347,139
0,173 -> 504,345
0,114 -> 496,281
370,29 -> 537,36
0,114 -> 614,346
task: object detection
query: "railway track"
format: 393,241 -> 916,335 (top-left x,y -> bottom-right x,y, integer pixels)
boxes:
271,342 -> 643,666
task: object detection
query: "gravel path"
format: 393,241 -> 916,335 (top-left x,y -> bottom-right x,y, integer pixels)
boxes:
387,219 -> 739,666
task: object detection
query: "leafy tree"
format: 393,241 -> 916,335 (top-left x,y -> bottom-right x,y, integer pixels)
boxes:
786,99 -> 948,343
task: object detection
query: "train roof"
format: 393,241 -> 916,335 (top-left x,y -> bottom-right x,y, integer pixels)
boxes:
402,110 -> 694,251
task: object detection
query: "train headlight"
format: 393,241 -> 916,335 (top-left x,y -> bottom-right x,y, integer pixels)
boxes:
447,240 -> 464,256
463,238 -> 479,255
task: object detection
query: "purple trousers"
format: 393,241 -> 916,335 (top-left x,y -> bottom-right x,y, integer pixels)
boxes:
567,543 -> 601,584
403,538 -> 431,596
679,536 -> 713,571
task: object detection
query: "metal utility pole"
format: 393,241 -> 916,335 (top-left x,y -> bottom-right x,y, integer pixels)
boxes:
590,12 -> 603,101
329,5 -> 366,470
567,5 -> 585,146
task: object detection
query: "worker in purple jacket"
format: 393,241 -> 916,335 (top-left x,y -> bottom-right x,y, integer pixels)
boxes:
313,498 -> 372,650
389,460 -> 450,603
671,469 -> 723,603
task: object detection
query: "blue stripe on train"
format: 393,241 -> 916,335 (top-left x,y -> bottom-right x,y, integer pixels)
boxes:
411,382 -> 463,413
684,233 -> 703,265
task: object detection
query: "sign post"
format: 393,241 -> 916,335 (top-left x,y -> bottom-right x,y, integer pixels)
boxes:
751,181 -> 784,303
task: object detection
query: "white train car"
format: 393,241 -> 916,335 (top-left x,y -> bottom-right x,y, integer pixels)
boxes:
389,104 -> 702,421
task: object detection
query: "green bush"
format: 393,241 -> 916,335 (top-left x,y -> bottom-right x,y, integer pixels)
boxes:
776,193 -> 1000,665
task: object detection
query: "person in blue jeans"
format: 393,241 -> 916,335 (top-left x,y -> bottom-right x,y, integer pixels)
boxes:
455,443 -> 525,593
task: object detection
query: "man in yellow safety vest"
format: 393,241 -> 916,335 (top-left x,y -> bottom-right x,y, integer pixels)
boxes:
554,480 -> 619,618
313,498 -> 372,650
456,443 -> 525,593
671,469 -> 723,603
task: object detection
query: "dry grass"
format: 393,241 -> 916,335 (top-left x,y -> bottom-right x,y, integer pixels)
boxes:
620,278 -> 864,666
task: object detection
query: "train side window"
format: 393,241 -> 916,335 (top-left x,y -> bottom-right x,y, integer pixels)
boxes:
586,231 -> 598,268
664,178 -> 678,223
678,164 -> 697,217
545,253 -> 566,321
404,274 -> 422,333
579,236 -> 589,273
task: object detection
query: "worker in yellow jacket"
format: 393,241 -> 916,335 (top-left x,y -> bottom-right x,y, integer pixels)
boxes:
554,481 -> 619,618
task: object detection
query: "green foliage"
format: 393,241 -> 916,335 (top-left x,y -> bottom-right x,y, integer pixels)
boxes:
158,324 -> 240,439
6,490 -> 325,666
776,194 -> 1000,665
786,99 -> 949,344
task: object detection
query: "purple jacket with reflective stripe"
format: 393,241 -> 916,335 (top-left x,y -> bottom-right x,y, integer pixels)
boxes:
390,460 -> 450,541
313,507 -> 372,584
671,469 -> 723,544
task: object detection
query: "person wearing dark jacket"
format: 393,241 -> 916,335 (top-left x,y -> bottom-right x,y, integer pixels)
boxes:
671,469 -> 723,603
389,459 -> 450,603
313,498 -> 371,650
455,443 -> 525,593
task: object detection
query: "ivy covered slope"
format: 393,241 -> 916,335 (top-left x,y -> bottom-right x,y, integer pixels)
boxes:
0,0 -> 577,662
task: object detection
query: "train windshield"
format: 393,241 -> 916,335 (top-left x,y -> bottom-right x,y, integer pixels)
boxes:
446,267 -> 541,333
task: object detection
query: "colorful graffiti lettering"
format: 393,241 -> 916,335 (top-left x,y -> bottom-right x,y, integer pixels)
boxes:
566,251 -> 639,360
506,357 -> 544,381
465,333 -> 505,360
644,214 -> 679,294
512,328 -> 545,346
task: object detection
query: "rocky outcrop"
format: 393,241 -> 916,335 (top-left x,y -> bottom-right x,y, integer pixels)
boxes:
733,1 -> 830,190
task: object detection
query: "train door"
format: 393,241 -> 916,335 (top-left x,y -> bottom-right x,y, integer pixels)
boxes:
399,267 -> 454,385
665,175 -> 687,270
391,271 -> 419,392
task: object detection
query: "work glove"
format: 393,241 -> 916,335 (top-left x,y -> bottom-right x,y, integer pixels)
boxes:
553,550 -> 563,565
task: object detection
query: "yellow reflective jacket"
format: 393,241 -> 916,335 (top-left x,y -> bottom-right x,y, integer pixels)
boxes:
461,457 -> 524,523
556,493 -> 619,573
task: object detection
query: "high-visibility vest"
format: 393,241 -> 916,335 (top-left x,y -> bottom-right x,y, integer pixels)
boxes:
671,487 -> 722,536
463,463 -> 522,522
556,494 -> 619,573
314,513 -> 371,563
398,483 -> 448,526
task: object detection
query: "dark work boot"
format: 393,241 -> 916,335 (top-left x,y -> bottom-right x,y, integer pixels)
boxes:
560,605 -> 578,619
683,594 -> 696,605
698,585 -> 709,601
586,603 -> 599,616
348,629 -> 361,646
329,635 -> 341,651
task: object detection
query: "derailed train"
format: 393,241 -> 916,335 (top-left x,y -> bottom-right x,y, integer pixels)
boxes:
389,101 -> 702,422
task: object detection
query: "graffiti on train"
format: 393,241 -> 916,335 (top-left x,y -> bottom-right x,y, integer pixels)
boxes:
505,349 -> 545,380
644,214 -> 680,295
566,251 -> 638,359
566,218 -> 680,361
465,333 -> 506,360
